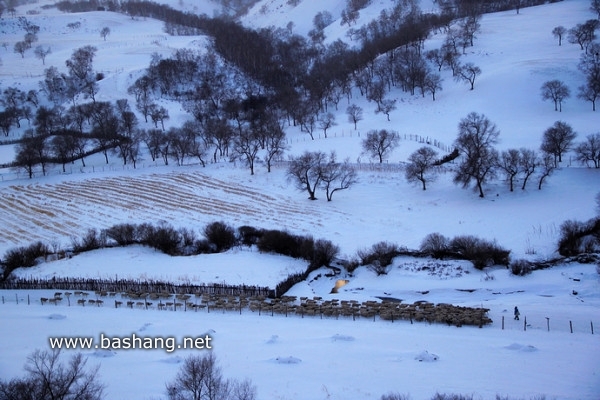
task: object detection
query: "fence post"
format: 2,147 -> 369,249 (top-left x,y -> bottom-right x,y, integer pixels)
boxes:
592,321 -> 594,335
502,316 -> 504,330
15,294 -> 18,305
546,317 -> 550,332
570,321 -> 573,333
524,316 -> 527,331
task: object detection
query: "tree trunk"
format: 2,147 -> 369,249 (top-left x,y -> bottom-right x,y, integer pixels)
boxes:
477,180 -> 485,198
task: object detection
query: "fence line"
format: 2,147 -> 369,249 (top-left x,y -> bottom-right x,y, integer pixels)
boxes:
289,130 -> 454,154
497,314 -> 596,335
0,277 -> 271,297
0,288 -> 595,334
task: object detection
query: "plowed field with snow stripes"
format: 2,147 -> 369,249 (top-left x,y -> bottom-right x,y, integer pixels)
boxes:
0,170 -> 337,249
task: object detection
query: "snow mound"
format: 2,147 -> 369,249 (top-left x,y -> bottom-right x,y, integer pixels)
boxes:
266,335 -> 279,344
415,350 -> 439,362
331,334 -> 355,342
91,349 -> 116,358
160,355 -> 184,364
138,322 -> 152,332
505,343 -> 538,353
48,314 -> 66,320
201,329 -> 216,337
272,356 -> 302,364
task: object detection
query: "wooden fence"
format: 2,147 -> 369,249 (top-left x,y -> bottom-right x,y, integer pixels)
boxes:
0,276 -> 272,297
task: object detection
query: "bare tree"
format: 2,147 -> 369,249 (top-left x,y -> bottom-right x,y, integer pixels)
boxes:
361,129 -> 400,163
149,103 -> 169,130
552,26 -> 566,46
405,146 -> 439,190
319,154 -> 358,201
540,120 -> 577,165
346,104 -> 363,130
100,27 -> 110,41
453,112 -> 500,198
232,127 -> 261,175
264,123 -> 287,173
65,45 -> 98,103
574,133 -> 600,168
577,44 -> 600,111
166,352 -> 250,400
287,151 -> 328,200
142,128 -> 166,163
34,45 -> 51,65
317,112 -> 336,138
423,73 -> 443,101
425,48 -> 445,72
538,152 -> 556,190
497,148 -> 521,192
458,15 -> 481,47
14,133 -> 39,178
0,349 -> 105,400
376,98 -> 397,121
0,111 -> 15,136
518,148 -> 537,190
13,41 -> 28,58
456,62 -> 481,90
40,66 -> 70,106
541,80 -> 570,112
568,20 -> 599,53
592,0 -> 600,18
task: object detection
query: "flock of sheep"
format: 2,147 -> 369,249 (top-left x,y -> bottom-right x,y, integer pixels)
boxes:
39,290 -> 493,328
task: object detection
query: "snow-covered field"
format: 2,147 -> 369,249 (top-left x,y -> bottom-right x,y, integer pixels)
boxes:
0,0 -> 599,399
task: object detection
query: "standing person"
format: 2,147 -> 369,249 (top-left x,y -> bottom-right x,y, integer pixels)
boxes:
514,306 -> 520,320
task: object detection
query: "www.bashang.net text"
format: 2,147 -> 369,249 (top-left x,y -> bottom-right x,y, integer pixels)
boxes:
48,333 -> 212,353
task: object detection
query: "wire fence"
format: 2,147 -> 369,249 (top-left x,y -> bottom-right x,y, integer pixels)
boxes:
493,313 -> 596,335
0,287 -> 596,334
288,130 -> 455,154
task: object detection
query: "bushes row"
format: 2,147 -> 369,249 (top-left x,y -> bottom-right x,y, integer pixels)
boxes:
420,233 -> 511,269
1,222 -> 340,282
70,221 -> 240,257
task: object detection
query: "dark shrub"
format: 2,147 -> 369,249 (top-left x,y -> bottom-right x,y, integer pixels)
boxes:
449,235 -> 510,269
357,241 -> 399,275
558,218 -> 600,257
310,239 -> 340,270
381,393 -> 410,400
257,229 -> 306,259
140,222 -> 181,255
238,225 -> 263,247
178,227 -> 197,255
420,232 -> 450,258
431,394 -> 473,400
297,235 -> 315,261
274,271 -> 306,298
448,235 -> 480,256
71,228 -> 106,253
104,223 -> 138,246
510,259 -> 532,276
203,221 -> 237,253
1,241 -> 50,280
193,239 -> 213,254
341,258 -> 360,274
